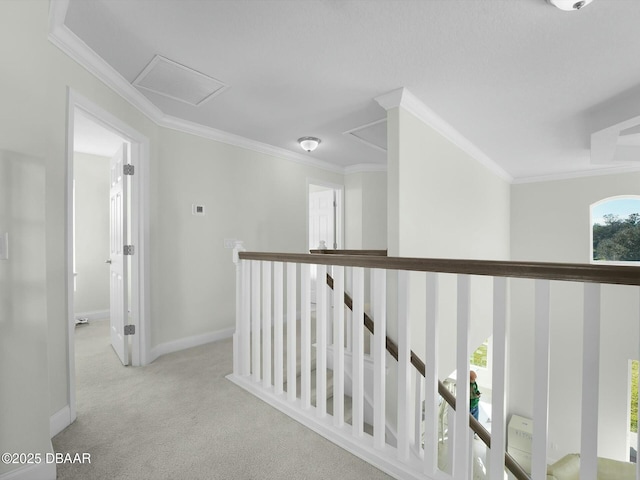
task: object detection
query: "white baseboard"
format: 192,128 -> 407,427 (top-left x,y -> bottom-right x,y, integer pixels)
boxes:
0,442 -> 56,480
50,405 -> 71,438
74,309 -> 109,321
149,327 -> 234,363
227,374 -> 425,480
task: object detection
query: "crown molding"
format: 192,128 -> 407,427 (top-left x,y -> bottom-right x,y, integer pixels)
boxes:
344,163 -> 388,174
375,88 -> 513,183
47,0 -> 349,175
159,115 -> 345,173
512,163 -> 640,184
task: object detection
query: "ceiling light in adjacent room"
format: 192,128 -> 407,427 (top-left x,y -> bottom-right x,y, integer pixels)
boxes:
546,0 -> 594,11
298,137 -> 321,152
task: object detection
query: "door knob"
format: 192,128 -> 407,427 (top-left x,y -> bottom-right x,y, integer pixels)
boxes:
105,259 -> 112,264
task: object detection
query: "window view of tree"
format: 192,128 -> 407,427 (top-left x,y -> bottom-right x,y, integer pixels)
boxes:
592,198 -> 640,263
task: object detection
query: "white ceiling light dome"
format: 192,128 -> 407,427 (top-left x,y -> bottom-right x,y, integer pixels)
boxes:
547,0 -> 594,11
298,137 -> 321,152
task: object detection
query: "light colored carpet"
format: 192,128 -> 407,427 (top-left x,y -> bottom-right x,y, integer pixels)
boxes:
52,320 -> 392,480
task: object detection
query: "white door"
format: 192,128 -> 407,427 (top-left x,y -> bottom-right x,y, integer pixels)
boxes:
309,189 -> 335,250
309,188 -> 335,303
109,144 -> 129,365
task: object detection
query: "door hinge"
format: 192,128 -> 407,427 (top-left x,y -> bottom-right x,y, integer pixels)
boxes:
124,325 -> 135,335
124,245 -> 135,255
123,164 -> 135,175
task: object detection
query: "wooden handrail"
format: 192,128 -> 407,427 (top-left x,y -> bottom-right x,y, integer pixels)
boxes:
325,272 -> 530,480
310,249 -> 388,256
239,251 -> 640,286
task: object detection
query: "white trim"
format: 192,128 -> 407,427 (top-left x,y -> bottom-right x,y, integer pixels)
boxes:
0,444 -> 56,480
149,327 -> 235,363
227,374 -> 441,480
50,405 -> 71,438
344,163 -> 388,174
375,88 -> 513,182
73,309 -> 109,321
66,89 -> 151,429
159,115 -> 344,174
513,163 -> 640,184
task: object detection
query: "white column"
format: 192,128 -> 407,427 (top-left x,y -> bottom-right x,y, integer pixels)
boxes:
333,266 -> 345,427
286,262 -> 297,402
373,268 -> 387,450
424,272 -> 439,474
489,276 -> 507,480
316,264 -> 328,417
453,274 -> 470,480
240,259 -> 251,376
397,270 -> 411,462
580,282 -> 601,480
273,262 -> 284,395
301,263 -> 311,409
352,267 -> 365,438
262,261 -> 272,389
251,260 -> 261,383
232,241 -> 245,376
532,279 -> 551,480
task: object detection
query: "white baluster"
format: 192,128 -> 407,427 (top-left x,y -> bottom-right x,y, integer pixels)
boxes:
532,279 -> 551,480
232,241 -> 245,376
333,265 -> 345,427
286,262 -> 297,402
352,267 -> 365,438
273,262 -> 284,395
414,369 -> 424,456
251,260 -> 261,383
453,274 -> 470,480
580,282 -> 601,480
316,264 -> 328,417
262,261 -> 272,389
241,259 -> 251,376
489,276 -> 507,480
301,263 -> 311,409
373,268 -> 387,450
398,270 -> 411,462
424,272 -> 439,474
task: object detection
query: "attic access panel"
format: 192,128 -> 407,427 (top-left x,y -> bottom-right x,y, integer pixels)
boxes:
133,55 -> 228,107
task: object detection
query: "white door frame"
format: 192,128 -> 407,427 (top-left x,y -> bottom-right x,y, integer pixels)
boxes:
307,178 -> 344,250
66,88 -> 151,423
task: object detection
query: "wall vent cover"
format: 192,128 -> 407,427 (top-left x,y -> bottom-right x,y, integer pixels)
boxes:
133,55 -> 228,107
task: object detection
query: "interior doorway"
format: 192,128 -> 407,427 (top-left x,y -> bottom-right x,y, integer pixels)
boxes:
66,89 -> 150,425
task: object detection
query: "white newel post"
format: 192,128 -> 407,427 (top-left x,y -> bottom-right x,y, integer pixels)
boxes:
232,241 -> 247,376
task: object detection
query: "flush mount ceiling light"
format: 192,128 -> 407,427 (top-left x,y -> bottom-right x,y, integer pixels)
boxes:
298,136 -> 321,152
546,0 -> 594,11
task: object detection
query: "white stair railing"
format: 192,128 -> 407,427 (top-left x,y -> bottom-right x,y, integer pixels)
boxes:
228,246 -> 640,480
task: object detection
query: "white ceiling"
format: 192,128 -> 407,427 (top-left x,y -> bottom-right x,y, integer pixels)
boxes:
62,0 -> 640,181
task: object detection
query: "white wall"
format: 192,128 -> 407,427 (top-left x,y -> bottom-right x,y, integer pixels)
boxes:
510,172 -> 640,462
73,152 -> 110,316
0,151 -> 52,477
387,106 -> 511,377
152,128 -> 343,347
345,171 -> 387,250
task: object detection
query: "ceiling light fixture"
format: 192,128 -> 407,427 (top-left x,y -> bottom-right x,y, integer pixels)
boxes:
546,0 -> 594,11
298,136 -> 321,152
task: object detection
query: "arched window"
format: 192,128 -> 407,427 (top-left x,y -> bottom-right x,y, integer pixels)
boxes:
591,196 -> 640,264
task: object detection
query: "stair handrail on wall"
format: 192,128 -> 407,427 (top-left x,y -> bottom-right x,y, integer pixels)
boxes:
228,246 -> 640,480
